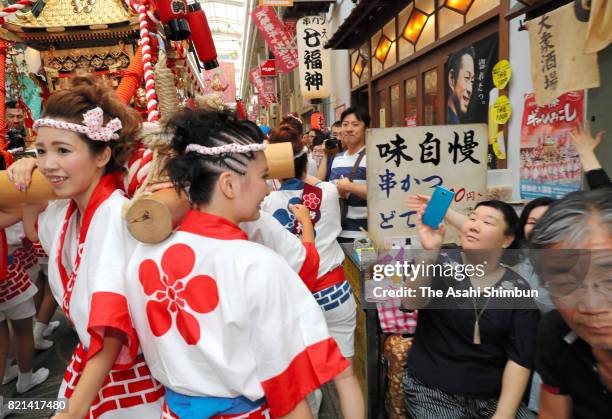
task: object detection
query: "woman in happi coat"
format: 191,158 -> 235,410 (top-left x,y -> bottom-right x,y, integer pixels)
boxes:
7,75 -> 164,418
125,110 -> 348,418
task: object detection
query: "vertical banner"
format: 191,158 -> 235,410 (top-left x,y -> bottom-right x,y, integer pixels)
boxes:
296,16 -> 331,100
202,61 -> 237,105
526,2 -> 599,106
520,91 -> 584,199
249,67 -> 275,107
366,125 -> 488,245
251,7 -> 298,73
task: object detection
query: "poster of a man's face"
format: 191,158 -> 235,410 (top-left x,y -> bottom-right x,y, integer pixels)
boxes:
446,48 -> 476,123
445,34 -> 498,125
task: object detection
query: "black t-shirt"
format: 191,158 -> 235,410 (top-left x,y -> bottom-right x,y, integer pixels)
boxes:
406,251 -> 541,398
536,310 -> 612,419
586,168 -> 611,190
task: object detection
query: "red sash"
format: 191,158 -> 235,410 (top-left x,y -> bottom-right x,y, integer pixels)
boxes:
57,175 -> 117,318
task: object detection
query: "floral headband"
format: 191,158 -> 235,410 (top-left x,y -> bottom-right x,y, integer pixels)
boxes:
185,143 -> 266,156
33,107 -> 123,142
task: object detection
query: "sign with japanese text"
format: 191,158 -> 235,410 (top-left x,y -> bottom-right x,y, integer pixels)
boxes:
297,16 -> 331,100
366,125 -> 488,245
310,111 -> 325,130
249,66 -> 275,107
492,59 -> 511,90
526,2 -> 599,106
261,59 -> 276,77
252,7 -> 298,74
284,19 -> 297,35
520,91 -> 584,199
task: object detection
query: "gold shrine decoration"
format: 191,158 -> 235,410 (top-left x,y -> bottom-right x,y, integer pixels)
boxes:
40,45 -> 134,91
72,0 -> 97,14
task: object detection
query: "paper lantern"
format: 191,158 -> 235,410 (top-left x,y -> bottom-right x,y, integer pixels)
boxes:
296,16 -> 330,100
155,0 -> 190,41
188,2 -> 219,70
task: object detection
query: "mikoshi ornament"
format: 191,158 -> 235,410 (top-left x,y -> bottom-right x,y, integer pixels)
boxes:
187,1 -> 219,70
154,0 -> 191,41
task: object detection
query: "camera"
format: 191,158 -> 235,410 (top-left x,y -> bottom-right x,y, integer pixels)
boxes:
324,138 -> 340,150
6,128 -> 25,150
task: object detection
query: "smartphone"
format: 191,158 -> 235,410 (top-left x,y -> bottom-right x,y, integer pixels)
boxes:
422,186 -> 455,229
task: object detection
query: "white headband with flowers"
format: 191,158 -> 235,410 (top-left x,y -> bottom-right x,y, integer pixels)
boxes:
185,143 -> 266,156
33,107 -> 122,142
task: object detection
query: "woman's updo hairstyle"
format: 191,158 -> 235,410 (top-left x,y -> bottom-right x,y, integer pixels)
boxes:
280,112 -> 303,134
166,109 -> 263,205
41,74 -> 142,174
268,124 -> 308,178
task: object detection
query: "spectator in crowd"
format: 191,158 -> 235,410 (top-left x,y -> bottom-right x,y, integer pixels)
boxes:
263,123 -> 364,419
402,200 -> 539,419
5,100 -> 26,150
529,188 -> 612,419
329,107 -> 369,242
570,122 -> 610,189
306,128 -> 326,176
316,121 -> 344,182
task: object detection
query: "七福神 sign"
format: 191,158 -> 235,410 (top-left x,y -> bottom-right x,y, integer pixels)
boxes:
366,125 -> 488,245
249,66 -> 275,107
520,91 -> 584,199
251,7 -> 298,74
297,16 -> 331,100
526,2 -> 599,106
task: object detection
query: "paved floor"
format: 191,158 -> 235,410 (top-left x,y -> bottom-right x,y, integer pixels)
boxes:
1,312 -> 342,419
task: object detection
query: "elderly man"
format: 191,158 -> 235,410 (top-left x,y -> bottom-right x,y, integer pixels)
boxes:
529,188 -> 612,419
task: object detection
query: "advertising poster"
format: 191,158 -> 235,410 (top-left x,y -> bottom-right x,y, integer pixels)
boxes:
520,91 -> 584,199
202,62 -> 236,105
445,34 -> 498,125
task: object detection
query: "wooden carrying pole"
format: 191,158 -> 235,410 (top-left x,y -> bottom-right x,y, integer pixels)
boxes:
0,170 -> 57,204
126,142 -> 295,244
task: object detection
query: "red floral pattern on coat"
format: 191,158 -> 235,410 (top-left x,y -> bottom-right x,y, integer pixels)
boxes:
138,244 -> 219,345
302,193 -> 321,210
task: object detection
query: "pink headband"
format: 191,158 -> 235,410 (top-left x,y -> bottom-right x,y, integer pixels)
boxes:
33,107 -> 123,142
185,143 -> 266,156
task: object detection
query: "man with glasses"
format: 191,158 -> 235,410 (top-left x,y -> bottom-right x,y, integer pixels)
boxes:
529,188 -> 612,418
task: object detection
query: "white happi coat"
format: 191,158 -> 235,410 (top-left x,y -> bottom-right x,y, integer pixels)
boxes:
37,181 -> 163,419
126,210 -> 348,418
261,179 -> 344,279
0,223 -> 40,311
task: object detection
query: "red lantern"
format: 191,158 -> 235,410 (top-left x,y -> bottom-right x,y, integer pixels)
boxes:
155,0 -> 190,41
187,2 -> 219,70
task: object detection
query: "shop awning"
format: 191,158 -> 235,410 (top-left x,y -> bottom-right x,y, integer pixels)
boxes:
506,0 -> 573,20
282,0 -> 337,20
324,0 -> 407,50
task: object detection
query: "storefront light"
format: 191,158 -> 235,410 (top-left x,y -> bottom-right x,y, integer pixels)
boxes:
374,35 -> 393,63
353,55 -> 364,77
444,0 -> 475,14
402,9 -> 429,45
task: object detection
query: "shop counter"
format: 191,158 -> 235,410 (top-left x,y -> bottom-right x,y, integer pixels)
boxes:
341,244 -> 384,419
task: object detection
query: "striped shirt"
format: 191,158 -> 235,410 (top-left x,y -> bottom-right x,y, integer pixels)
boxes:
329,147 -> 367,240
